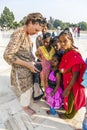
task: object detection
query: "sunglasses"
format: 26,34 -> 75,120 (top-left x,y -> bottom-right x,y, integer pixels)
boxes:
33,19 -> 47,27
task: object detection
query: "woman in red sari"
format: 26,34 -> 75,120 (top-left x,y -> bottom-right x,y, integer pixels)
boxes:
58,30 -> 86,119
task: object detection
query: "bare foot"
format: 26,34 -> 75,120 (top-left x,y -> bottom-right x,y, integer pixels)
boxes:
22,106 -> 36,116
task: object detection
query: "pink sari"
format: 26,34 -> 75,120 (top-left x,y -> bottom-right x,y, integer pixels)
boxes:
36,46 -> 55,89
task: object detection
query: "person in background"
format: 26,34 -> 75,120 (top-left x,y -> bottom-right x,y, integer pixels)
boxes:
3,12 -> 47,116
58,30 -> 86,119
73,27 -> 77,37
77,26 -> 80,37
36,32 -> 55,90
45,53 -> 63,115
52,31 -> 55,38
36,23 -> 49,49
57,26 -> 61,36
36,35 -> 42,50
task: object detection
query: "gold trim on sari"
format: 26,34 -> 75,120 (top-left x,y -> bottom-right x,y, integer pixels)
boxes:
40,46 -> 55,61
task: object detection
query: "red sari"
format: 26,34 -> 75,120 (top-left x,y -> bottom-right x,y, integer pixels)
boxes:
59,50 -> 86,111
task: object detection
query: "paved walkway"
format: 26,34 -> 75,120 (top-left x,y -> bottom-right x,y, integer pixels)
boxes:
0,33 -> 87,130
0,72 -> 85,130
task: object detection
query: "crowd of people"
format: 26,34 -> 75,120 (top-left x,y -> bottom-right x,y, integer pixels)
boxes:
3,12 -> 86,119
70,26 -> 81,38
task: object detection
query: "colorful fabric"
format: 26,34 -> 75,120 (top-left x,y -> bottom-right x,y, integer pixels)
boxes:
59,49 -> 86,111
36,46 -> 55,89
40,46 -> 55,61
65,92 -> 78,119
45,70 -> 63,109
4,28 -> 34,95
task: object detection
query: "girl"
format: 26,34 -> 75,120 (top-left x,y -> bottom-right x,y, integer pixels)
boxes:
58,30 -> 86,119
45,53 -> 63,115
36,32 -> 55,90
36,24 -> 49,49
51,36 -> 64,56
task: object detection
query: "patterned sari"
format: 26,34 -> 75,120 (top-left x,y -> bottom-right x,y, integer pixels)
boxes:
36,46 -> 55,89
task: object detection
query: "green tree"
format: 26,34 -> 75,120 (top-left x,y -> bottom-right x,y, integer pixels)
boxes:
53,19 -> 62,28
60,22 -> 68,30
78,22 -> 87,30
9,21 -> 22,29
0,6 -> 15,27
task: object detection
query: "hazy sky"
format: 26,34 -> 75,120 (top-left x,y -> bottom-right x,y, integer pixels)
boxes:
0,0 -> 87,23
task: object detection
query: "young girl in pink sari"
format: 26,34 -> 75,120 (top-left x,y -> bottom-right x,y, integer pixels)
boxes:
45,53 -> 63,115
36,32 -> 55,90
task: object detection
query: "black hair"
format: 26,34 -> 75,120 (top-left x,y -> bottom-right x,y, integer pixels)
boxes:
53,53 -> 62,62
46,23 -> 50,29
51,36 -> 59,44
43,32 -> 51,40
59,29 -> 72,38
63,27 -> 70,32
58,29 -> 74,44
